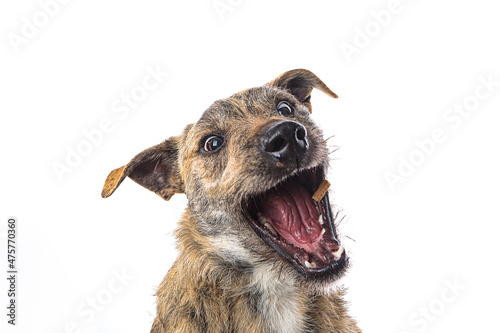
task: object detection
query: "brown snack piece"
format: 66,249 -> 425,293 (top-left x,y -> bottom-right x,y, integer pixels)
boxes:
312,179 -> 331,202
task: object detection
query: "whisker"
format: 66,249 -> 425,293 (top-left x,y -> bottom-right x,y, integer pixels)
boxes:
323,135 -> 339,156
324,134 -> 336,142
327,146 -> 340,155
335,214 -> 347,228
345,235 -> 356,242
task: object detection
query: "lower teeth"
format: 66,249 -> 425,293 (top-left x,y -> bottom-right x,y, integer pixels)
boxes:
305,261 -> 317,268
257,212 -> 277,236
264,222 -> 277,236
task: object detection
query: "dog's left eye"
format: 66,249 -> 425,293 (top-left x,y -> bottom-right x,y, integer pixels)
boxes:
277,101 -> 294,116
203,136 -> 225,153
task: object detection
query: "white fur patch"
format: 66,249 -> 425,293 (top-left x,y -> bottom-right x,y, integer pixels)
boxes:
207,235 -> 252,262
208,235 -> 307,332
251,264 -> 305,333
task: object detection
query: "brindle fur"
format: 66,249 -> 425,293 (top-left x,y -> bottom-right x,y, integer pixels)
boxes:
102,69 -> 361,332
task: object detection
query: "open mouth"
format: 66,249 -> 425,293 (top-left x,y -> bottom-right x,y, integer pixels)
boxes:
245,166 -> 347,279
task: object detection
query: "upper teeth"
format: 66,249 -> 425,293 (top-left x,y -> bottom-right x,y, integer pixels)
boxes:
332,245 -> 344,259
318,215 -> 324,225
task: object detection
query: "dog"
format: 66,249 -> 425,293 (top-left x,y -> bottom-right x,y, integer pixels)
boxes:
101,69 -> 361,333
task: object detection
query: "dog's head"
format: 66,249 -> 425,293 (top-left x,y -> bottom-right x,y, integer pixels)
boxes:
102,69 -> 348,288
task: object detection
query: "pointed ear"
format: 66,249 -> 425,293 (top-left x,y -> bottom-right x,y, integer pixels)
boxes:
267,69 -> 338,112
101,137 -> 183,201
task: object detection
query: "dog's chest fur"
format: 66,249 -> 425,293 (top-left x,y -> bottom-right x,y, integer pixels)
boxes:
207,234 -> 308,332
250,265 -> 306,333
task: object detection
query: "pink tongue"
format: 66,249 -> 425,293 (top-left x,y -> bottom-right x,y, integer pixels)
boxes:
257,181 -> 322,247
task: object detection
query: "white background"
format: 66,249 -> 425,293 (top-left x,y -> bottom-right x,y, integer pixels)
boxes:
1,0 -> 499,332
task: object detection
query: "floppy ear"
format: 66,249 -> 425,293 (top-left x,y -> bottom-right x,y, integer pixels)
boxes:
267,69 -> 338,112
101,137 -> 183,200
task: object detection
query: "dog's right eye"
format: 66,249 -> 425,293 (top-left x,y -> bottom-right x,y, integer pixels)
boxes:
203,136 -> 225,153
277,101 -> 294,116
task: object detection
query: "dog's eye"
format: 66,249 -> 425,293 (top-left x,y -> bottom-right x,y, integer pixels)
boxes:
277,101 -> 294,116
203,136 -> 225,153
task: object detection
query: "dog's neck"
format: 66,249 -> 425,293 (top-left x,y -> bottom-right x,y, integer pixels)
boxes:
171,209 -> 309,332
249,264 -> 307,333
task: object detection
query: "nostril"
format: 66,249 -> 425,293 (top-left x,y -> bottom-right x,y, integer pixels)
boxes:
266,137 -> 287,153
296,127 -> 306,142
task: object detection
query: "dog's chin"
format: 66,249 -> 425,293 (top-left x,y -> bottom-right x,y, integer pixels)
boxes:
244,164 -> 349,284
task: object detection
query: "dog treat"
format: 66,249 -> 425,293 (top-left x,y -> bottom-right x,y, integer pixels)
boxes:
312,179 -> 330,202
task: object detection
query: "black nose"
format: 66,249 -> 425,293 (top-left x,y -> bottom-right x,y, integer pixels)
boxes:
260,121 -> 309,163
